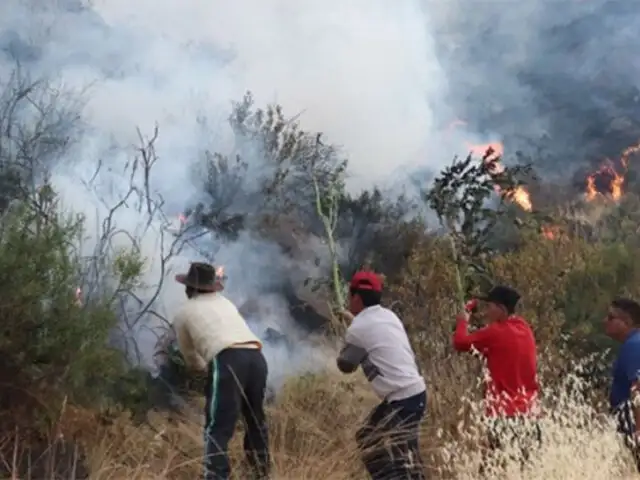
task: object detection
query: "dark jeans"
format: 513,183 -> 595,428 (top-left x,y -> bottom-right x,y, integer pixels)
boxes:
204,347 -> 270,480
480,416 -> 542,477
355,390 -> 426,480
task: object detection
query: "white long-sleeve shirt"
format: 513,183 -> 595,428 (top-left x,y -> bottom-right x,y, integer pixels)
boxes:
173,292 -> 262,371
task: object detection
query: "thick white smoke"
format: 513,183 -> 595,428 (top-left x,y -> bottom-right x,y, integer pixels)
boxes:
2,0 -> 636,389
1,0 -> 460,388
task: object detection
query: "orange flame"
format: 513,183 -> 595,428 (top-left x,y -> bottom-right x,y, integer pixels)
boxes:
215,266 -> 225,278
585,160 -> 624,202
467,142 -> 532,211
468,142 -> 504,161
541,225 -> 561,240
508,187 -> 533,212
585,141 -> 640,202
178,213 -> 187,225
75,287 -> 83,307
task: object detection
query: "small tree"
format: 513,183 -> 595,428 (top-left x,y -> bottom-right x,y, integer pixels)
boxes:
425,149 -> 531,309
0,188 -> 133,419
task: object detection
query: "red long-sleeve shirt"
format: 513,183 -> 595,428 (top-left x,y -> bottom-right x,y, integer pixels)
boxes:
453,316 -> 539,417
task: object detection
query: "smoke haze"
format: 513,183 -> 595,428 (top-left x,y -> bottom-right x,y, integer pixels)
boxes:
2,0 -> 637,385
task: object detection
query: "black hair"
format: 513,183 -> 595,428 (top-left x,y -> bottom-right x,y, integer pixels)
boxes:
350,284 -> 381,308
611,297 -> 640,326
185,286 -> 214,297
503,303 -> 516,315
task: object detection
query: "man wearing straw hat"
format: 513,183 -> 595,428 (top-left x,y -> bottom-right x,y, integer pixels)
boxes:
173,262 -> 270,480
337,270 -> 427,479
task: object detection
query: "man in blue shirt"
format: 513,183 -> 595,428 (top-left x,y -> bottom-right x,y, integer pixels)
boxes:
605,297 -> 640,471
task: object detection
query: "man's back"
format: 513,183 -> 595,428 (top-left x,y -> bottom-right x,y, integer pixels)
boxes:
174,293 -> 261,368
346,305 -> 426,401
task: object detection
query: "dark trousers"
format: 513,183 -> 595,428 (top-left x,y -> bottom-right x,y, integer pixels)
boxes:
355,391 -> 426,480
204,347 -> 270,480
480,416 -> 542,477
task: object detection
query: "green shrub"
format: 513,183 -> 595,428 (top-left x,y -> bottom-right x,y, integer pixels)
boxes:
0,189 -> 139,425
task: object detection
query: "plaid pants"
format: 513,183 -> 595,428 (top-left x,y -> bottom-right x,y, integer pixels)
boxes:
614,403 -> 640,473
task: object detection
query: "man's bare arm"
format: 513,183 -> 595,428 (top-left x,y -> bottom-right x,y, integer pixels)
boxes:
337,343 -> 368,374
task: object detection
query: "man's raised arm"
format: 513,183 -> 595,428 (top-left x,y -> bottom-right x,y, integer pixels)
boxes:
453,313 -> 495,353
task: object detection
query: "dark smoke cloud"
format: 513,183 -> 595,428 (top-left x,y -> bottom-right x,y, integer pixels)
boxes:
431,0 -> 640,174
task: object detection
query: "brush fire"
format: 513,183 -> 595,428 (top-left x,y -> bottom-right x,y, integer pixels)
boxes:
464,138 -> 640,244
468,139 -> 640,215
468,142 -> 533,212
584,142 -> 640,202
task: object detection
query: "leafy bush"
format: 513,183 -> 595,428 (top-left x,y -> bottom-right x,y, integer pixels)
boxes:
0,188 -> 139,426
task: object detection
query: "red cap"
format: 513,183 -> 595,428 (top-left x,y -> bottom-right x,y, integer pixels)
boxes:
350,271 -> 383,293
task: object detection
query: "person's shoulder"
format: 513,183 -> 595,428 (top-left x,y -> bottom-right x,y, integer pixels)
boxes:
209,293 -> 235,307
173,299 -> 199,323
216,294 -> 245,316
623,331 -> 640,351
507,315 -> 533,330
354,306 -> 405,334
366,305 -> 397,320
173,302 -> 188,318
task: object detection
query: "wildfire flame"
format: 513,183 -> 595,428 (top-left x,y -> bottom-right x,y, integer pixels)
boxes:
75,287 -> 83,307
178,213 -> 187,225
585,141 -> 640,202
468,142 -> 533,211
469,142 -> 504,160
215,266 -> 225,278
541,225 -> 561,241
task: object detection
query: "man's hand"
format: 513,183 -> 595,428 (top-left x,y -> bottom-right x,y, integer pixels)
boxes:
456,311 -> 470,323
337,309 -> 354,323
465,299 -> 478,313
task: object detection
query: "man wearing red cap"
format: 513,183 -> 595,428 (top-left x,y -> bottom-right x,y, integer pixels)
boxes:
337,270 -> 426,479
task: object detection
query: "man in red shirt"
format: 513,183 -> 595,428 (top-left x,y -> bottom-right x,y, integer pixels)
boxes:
452,285 -> 540,474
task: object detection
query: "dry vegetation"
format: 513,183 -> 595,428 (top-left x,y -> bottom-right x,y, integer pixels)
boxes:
4,225 -> 640,479
2,71 -> 640,479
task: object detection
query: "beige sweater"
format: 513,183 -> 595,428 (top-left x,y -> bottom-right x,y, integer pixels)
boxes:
173,293 -> 262,371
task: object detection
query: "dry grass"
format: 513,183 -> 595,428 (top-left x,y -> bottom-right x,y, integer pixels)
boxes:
2,359 -> 638,479
3,232 -> 640,478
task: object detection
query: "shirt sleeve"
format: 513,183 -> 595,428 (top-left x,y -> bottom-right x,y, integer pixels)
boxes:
623,346 -> 640,384
336,343 -> 368,373
345,320 -> 366,349
338,319 -> 370,374
174,310 -> 207,371
453,319 -> 496,354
